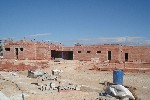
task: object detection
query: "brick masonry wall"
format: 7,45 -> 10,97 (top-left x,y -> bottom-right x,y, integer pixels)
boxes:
122,46 -> 150,62
2,40 -> 150,73
3,40 -> 36,60
3,40 -> 150,63
3,40 -> 63,60
73,45 -> 121,62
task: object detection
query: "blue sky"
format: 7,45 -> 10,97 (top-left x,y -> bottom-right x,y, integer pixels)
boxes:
0,0 -> 150,45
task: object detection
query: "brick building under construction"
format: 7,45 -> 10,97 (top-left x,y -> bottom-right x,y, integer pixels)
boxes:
3,40 -> 150,63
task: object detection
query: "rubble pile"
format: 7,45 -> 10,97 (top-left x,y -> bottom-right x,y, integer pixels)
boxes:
30,69 -> 81,93
0,60 -> 49,72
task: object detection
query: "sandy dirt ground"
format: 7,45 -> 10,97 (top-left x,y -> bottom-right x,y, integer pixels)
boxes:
0,60 -> 150,100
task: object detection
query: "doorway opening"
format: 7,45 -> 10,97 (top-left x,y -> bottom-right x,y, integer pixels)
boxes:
63,51 -> 73,60
108,51 -> 111,60
51,50 -> 73,60
15,48 -> 18,59
125,53 -> 128,61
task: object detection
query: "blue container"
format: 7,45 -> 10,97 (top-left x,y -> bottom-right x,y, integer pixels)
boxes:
113,70 -> 124,85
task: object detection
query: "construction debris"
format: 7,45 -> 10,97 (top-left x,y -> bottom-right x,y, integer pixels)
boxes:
52,69 -> 63,76
100,81 -> 136,100
0,91 -> 10,100
105,85 -> 135,100
28,70 -> 47,78
38,81 -> 81,92
34,69 -> 80,92
0,59 -> 149,100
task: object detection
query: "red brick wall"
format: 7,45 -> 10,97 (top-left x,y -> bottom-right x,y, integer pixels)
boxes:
121,46 -> 150,62
3,40 -> 150,63
3,40 -> 63,60
3,46 -> 15,59
3,41 -> 36,60
73,45 -> 121,62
